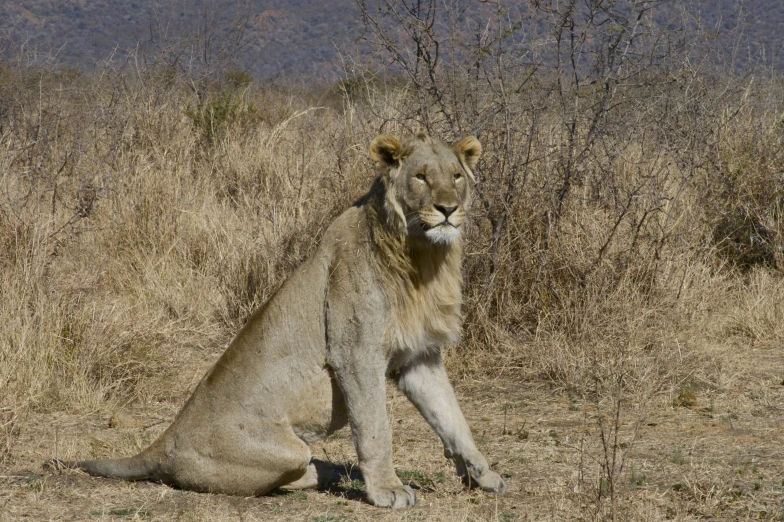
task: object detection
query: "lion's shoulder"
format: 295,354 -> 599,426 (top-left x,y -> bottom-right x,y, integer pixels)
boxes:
319,205 -> 370,254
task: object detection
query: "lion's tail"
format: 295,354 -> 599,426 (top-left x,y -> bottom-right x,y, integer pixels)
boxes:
46,452 -> 158,481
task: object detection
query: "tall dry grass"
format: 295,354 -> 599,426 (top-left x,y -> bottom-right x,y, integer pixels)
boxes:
0,57 -> 782,517
0,65 -> 370,462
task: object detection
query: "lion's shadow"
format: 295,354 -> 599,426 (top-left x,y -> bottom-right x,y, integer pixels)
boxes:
274,459 -> 430,503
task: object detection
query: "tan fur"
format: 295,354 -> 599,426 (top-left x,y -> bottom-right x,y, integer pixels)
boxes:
452,136 -> 482,182
49,134 -> 506,508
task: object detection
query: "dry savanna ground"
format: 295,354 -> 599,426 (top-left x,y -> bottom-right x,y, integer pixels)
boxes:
3,348 -> 784,522
1,61 -> 784,521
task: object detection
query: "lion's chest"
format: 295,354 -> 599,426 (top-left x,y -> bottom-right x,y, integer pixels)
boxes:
387,276 -> 462,353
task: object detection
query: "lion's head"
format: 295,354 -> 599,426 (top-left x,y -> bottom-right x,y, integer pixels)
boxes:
370,133 -> 481,245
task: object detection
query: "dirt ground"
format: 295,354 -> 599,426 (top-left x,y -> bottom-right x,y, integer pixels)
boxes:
1,345 -> 783,522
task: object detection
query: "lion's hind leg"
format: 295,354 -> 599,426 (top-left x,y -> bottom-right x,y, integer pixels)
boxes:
165,425 -> 313,496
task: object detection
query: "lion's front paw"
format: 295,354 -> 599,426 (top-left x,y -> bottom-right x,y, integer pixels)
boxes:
366,484 -> 418,508
465,470 -> 507,494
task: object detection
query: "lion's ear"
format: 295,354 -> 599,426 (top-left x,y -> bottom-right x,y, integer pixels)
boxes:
370,135 -> 405,168
452,136 -> 482,181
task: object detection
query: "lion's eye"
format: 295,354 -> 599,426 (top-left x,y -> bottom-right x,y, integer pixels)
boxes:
453,172 -> 462,181
415,173 -> 426,181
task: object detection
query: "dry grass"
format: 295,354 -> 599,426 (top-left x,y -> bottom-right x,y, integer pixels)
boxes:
0,59 -> 783,521
3,368 -> 783,521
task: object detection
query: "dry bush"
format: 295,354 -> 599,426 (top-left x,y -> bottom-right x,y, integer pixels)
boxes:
348,0 -> 783,517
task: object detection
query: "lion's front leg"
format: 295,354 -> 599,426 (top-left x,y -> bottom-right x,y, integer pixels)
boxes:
331,352 -> 417,508
397,349 -> 507,494
325,261 -> 416,508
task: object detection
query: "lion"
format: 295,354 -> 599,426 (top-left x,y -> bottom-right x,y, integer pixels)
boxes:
49,132 -> 507,508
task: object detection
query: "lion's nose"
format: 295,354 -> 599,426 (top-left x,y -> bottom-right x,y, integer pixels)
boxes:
435,205 -> 458,219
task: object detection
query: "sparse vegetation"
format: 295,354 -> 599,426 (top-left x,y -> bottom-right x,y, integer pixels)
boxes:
1,0 -> 784,520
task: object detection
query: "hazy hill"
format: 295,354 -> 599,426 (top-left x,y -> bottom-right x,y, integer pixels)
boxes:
1,0 -> 366,82
1,0 -> 783,81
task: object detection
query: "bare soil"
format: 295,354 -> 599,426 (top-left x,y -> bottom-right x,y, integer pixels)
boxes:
2,345 -> 782,522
